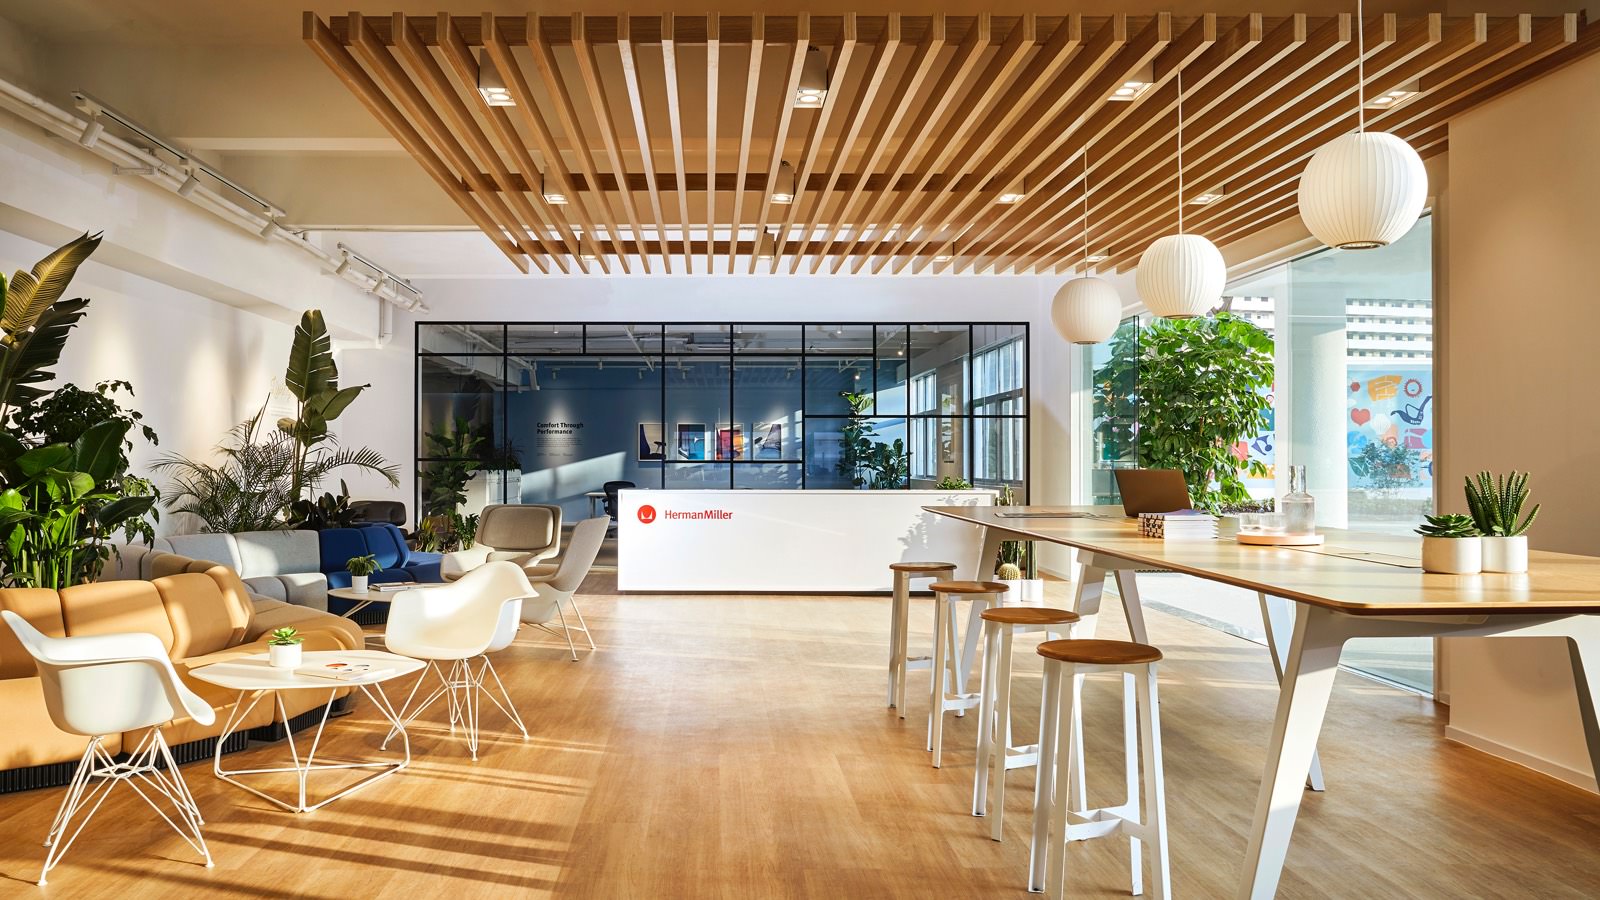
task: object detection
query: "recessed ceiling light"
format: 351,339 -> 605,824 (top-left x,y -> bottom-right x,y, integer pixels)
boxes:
756,229 -> 777,260
540,172 -> 567,205
933,240 -> 955,262
796,47 -> 829,106
1110,65 -> 1155,102
1189,187 -> 1226,206
996,175 -> 1026,204
1365,81 -> 1420,111
478,50 -> 516,107
1085,253 -> 1108,264
771,160 -> 796,204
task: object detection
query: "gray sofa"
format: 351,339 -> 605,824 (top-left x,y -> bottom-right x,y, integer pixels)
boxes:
149,530 -> 327,606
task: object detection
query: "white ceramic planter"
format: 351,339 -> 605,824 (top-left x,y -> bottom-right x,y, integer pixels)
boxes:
350,574 -> 369,593
268,642 -> 302,668
1421,536 -> 1482,575
1481,535 -> 1529,574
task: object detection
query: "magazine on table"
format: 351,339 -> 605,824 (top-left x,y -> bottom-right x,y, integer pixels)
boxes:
295,660 -> 395,682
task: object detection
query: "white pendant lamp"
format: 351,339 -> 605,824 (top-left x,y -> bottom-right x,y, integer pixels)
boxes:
1052,150 -> 1121,344
1137,71 -> 1225,318
1297,0 -> 1427,249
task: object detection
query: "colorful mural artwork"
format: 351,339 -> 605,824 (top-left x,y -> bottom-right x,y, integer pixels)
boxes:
1347,365 -> 1433,490
1239,387 -> 1277,497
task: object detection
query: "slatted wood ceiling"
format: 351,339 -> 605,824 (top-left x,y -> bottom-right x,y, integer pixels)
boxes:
304,11 -> 1597,276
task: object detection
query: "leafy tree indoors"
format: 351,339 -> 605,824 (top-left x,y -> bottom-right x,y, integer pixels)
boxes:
1093,312 -> 1274,512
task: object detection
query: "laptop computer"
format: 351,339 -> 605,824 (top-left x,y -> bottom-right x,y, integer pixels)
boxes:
1113,469 -> 1194,517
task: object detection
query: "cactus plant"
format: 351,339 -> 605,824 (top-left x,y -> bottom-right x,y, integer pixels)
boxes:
1463,470 -> 1539,537
997,563 -> 1023,580
1415,513 -> 1478,539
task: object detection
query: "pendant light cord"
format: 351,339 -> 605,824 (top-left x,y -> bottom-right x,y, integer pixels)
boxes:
1357,0 -> 1366,132
1177,70 -> 1185,234
1082,150 -> 1091,270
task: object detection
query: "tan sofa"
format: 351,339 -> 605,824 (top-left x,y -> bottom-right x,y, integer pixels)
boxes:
0,563 -> 363,781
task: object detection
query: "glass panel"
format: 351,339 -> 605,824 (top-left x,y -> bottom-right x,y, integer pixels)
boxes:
666,462 -> 729,488
585,324 -> 662,355
1087,316 -> 1140,505
735,463 -> 801,489
503,356 -> 662,521
805,355 -> 871,416
802,418 -> 853,489
875,325 -> 909,415
417,323 -> 504,355
910,325 -> 968,423
733,324 -> 804,353
734,356 -> 801,460
665,358 -> 730,495
418,354 -> 503,466
972,417 -> 1025,488
664,323 -> 734,354
803,323 -> 873,355
972,328 -> 1025,415
506,324 -> 583,354
909,416 -> 964,487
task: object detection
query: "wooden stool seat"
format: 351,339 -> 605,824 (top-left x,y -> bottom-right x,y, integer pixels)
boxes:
1037,638 -> 1163,667
890,561 -> 958,573
981,607 -> 1080,627
930,580 -> 1010,595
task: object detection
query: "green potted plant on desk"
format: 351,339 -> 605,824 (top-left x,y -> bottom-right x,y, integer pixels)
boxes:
1464,471 -> 1539,574
346,554 -> 379,593
1416,514 -> 1482,575
267,627 -> 303,668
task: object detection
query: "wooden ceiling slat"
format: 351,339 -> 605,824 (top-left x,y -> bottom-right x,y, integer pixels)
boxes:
745,15 -> 814,274
435,13 -> 586,271
726,13 -> 766,274
393,13 -> 565,273
660,14 -> 694,273
617,15 -> 674,273
571,13 -> 655,272
303,13 -> 528,273
304,11 -> 1600,276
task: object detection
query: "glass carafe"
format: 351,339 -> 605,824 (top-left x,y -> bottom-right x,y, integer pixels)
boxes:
1282,465 -> 1316,535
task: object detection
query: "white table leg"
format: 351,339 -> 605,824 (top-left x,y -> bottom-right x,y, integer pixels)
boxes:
1237,605 -> 1346,900
1069,560 -> 1110,638
1258,592 -> 1327,792
1113,569 -> 1151,644
1564,635 -> 1600,778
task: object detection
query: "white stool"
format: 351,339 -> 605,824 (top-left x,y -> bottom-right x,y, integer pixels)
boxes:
973,605 -> 1081,840
927,580 -> 1008,768
887,561 -> 957,715
1030,639 -> 1169,899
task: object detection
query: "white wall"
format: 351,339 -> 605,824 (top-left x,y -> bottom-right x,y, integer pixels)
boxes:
1439,51 -> 1600,792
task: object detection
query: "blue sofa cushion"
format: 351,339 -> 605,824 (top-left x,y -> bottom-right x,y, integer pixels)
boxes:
319,528 -> 371,575
360,524 -> 408,569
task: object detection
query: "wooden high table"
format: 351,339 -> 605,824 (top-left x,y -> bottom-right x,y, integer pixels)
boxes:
926,505 -> 1600,899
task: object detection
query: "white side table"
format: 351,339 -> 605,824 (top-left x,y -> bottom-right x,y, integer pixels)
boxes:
327,585 -> 435,620
191,650 -> 424,813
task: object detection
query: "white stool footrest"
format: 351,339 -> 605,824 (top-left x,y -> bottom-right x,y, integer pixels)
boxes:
904,657 -> 932,670
1002,744 -> 1040,770
939,691 -> 982,710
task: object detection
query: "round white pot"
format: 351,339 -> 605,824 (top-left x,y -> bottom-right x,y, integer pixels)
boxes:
350,574 -> 369,593
1481,535 -> 1529,574
268,642 -> 302,669
1421,536 -> 1482,575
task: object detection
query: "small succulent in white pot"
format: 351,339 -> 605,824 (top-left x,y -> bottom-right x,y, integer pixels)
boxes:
267,627 -> 303,668
1464,471 -> 1539,574
1416,514 -> 1482,575
346,554 -> 380,593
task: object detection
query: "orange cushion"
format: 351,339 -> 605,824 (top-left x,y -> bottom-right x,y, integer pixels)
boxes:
153,573 -> 236,658
0,588 -> 66,680
59,580 -> 175,653
201,565 -> 255,646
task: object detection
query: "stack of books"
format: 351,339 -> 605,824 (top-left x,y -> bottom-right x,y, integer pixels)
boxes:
1138,510 -> 1218,541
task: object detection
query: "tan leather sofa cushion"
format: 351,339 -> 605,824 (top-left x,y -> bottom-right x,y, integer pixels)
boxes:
0,588 -> 67,680
154,572 -> 241,659
202,565 -> 257,645
246,598 -> 364,650
58,580 -> 175,653
0,677 -> 118,769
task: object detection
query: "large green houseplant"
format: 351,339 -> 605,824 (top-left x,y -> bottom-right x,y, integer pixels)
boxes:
837,391 -> 909,489
1093,312 -> 1274,512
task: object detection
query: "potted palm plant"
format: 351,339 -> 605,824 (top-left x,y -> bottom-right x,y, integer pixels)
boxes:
1416,514 -> 1482,574
346,554 -> 379,592
267,627 -> 303,668
1464,471 -> 1539,574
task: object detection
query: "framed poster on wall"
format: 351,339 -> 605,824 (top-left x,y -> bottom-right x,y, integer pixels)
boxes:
637,423 -> 665,461
716,424 -> 745,460
676,423 -> 708,461
753,421 -> 784,459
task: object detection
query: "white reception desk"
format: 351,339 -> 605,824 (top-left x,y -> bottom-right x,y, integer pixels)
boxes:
616,489 -> 996,592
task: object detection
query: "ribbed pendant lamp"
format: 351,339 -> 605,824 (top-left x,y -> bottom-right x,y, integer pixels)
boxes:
1052,150 -> 1121,344
1137,70 -> 1225,318
1297,0 -> 1427,249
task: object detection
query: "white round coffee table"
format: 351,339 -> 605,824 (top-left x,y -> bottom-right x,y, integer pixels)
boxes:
191,650 -> 424,813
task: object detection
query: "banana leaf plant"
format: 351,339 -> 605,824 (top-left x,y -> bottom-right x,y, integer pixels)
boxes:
278,310 -> 371,501
0,419 -> 157,589
0,233 -> 100,425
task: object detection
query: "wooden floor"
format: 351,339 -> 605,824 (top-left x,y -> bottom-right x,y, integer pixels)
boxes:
4,577 -> 1600,898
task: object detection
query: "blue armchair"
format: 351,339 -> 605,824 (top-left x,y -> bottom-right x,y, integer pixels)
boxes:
319,524 -> 444,618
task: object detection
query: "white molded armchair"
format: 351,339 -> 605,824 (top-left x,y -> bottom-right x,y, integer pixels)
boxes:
1,610 -> 215,886
523,516 -> 609,661
383,561 -> 532,760
440,503 -> 562,581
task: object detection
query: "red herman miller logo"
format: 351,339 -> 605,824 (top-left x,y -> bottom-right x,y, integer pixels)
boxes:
637,505 -> 657,524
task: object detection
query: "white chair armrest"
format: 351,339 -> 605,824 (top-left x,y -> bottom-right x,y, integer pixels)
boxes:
440,544 -> 492,581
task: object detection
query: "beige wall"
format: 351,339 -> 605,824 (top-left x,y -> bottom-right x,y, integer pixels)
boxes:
1440,50 -> 1600,790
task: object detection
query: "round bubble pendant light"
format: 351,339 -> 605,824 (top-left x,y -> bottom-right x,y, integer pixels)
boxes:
1137,70 -> 1225,318
1052,150 -> 1121,344
1297,0 -> 1427,249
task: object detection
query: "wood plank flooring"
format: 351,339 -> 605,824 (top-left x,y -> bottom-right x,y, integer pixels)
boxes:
2,577 -> 1599,898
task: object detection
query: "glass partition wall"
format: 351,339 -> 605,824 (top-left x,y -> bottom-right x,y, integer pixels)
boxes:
416,323 -> 1028,523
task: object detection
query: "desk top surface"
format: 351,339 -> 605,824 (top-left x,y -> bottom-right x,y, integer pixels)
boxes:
926,505 -> 1600,617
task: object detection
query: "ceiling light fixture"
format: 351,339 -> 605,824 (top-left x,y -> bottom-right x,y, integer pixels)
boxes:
258,216 -> 280,239
1052,149 -> 1121,345
796,47 -> 829,107
78,117 -> 104,148
1298,0 -> 1427,250
934,241 -> 955,263
997,174 -> 1027,205
176,168 -> 201,197
477,49 -> 516,106
756,229 -> 777,260
1137,70 -> 1226,319
1365,81 -> 1420,110
771,161 -> 796,204
1189,187 -> 1226,206
1110,65 -> 1155,101
540,172 -> 567,205
1084,253 -> 1109,264
333,253 -> 351,276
